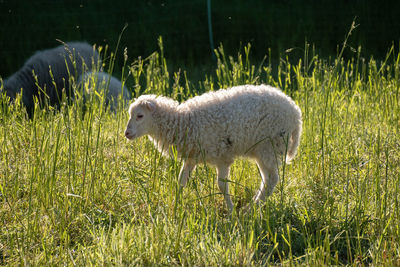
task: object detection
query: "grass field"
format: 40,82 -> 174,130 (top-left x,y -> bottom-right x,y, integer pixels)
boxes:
1,38 -> 400,265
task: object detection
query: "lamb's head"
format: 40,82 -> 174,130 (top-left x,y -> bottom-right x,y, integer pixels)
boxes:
1,79 -> 17,100
124,97 -> 156,140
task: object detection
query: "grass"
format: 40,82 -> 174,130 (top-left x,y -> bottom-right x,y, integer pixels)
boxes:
1,37 -> 400,266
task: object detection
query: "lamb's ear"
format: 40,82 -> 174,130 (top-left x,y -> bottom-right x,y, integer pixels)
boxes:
144,100 -> 156,112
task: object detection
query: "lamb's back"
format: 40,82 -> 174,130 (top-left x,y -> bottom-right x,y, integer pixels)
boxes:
178,85 -> 299,158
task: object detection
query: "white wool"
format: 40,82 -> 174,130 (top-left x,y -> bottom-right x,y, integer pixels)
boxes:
125,84 -> 302,212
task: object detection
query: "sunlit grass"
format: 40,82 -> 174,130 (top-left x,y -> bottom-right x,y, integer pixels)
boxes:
1,38 -> 400,265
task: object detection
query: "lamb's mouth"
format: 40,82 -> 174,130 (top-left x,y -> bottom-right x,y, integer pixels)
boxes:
125,132 -> 137,140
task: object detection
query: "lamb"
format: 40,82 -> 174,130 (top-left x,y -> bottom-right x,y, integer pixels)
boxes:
124,84 -> 302,212
78,71 -> 131,111
2,42 -> 101,115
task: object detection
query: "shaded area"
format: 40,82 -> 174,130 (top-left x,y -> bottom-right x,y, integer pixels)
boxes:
1,0 -> 400,79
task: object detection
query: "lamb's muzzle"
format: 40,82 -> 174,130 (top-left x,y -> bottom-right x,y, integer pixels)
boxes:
125,129 -> 136,139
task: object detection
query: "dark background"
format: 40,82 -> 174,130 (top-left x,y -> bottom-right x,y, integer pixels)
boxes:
1,0 -> 400,81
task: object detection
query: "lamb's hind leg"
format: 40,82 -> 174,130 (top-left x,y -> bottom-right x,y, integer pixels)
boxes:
254,157 -> 279,203
216,163 -> 234,212
179,160 -> 196,187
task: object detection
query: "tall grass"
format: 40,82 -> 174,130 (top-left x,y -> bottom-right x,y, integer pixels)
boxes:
1,38 -> 399,265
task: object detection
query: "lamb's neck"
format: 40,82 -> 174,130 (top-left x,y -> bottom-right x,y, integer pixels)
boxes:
151,107 -> 192,152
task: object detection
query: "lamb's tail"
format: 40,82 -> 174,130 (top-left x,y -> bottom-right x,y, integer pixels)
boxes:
286,119 -> 302,163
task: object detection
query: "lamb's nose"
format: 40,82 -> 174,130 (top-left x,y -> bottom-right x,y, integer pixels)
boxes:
124,130 -> 130,137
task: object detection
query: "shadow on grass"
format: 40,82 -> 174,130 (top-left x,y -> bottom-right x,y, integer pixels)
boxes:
237,201 -> 372,265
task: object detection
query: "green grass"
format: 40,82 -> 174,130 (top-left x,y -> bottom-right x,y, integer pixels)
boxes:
1,38 -> 400,266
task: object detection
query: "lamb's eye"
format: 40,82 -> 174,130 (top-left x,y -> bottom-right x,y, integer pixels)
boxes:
136,114 -> 144,119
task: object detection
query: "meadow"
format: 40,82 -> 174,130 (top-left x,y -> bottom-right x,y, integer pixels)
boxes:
1,37 -> 400,265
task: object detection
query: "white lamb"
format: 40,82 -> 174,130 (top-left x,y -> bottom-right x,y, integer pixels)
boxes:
124,84 -> 302,212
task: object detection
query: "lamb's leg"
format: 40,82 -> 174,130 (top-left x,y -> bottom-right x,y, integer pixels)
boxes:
254,158 -> 279,203
179,160 -> 196,187
216,164 -> 234,212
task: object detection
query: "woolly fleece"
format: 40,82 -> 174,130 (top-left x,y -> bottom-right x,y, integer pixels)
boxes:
3,42 -> 100,114
125,84 -> 302,211
78,71 -> 131,111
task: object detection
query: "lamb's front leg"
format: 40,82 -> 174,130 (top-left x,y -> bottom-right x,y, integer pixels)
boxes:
179,159 -> 196,187
216,164 -> 234,212
254,157 -> 279,203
